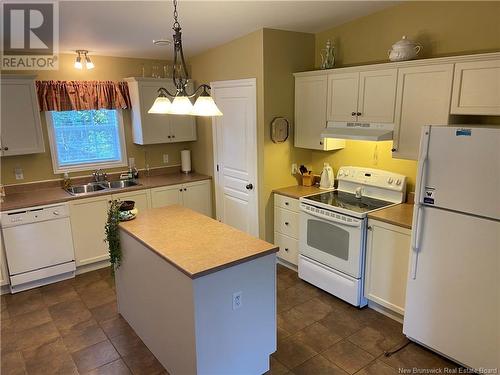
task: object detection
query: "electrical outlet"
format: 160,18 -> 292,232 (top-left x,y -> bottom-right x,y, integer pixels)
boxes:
163,154 -> 169,164
128,157 -> 135,167
291,163 -> 298,175
14,167 -> 24,180
232,291 -> 242,310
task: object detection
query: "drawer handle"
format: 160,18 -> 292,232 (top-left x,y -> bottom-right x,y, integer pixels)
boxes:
284,222 -> 289,226
284,248 -> 289,252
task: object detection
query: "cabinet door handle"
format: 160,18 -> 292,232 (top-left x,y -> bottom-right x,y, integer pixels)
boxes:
391,148 -> 398,152
172,135 -> 176,138
179,188 -> 182,192
184,188 -> 187,191
284,222 -> 289,226
168,135 -> 171,139
319,141 -> 323,146
367,225 -> 373,231
3,147 -> 8,151
351,112 -> 356,116
245,183 -> 253,190
285,202 -> 289,206
284,248 -> 289,252
357,112 -> 362,116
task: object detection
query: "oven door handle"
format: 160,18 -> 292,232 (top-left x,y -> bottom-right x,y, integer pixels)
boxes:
301,207 -> 361,228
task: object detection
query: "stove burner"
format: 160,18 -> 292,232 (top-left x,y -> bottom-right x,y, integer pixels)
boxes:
304,190 -> 394,214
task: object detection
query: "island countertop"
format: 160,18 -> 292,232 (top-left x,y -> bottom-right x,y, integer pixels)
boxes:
118,205 -> 278,279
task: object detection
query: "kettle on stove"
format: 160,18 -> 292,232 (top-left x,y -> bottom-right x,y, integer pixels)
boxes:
319,163 -> 334,190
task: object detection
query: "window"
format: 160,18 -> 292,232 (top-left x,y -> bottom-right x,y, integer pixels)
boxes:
46,109 -> 127,173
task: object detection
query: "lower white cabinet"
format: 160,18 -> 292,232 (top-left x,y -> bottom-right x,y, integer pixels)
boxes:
364,219 -> 411,315
151,180 -> 212,217
112,189 -> 151,212
274,194 -> 300,266
69,195 -> 110,267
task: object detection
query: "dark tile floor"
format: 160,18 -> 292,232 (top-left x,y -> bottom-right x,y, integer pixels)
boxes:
0,264 -> 461,375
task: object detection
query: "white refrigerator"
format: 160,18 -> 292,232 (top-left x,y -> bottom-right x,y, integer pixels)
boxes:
404,126 -> 500,370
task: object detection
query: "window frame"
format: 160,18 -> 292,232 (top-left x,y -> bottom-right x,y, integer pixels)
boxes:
45,109 -> 128,174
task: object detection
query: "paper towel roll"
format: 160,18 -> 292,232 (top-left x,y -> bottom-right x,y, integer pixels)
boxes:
181,149 -> 191,173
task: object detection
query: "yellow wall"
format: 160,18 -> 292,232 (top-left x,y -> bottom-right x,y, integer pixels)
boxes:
262,29 -> 314,242
313,1 -> 500,192
315,1 -> 500,68
1,54 -> 191,185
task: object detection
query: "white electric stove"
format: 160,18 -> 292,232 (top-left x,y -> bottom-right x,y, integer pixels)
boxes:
298,166 -> 407,307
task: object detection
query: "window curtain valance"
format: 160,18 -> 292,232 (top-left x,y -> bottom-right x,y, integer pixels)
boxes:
36,80 -> 131,111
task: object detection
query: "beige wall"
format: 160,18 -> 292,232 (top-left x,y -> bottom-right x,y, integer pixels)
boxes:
1,54 -> 191,185
262,29 -> 314,242
189,29 -> 315,241
315,1 -> 500,68
189,30 -> 266,236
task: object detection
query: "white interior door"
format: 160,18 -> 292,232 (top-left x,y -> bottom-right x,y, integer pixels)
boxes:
212,79 -> 258,237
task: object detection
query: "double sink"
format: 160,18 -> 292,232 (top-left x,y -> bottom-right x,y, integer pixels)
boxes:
65,180 -> 140,196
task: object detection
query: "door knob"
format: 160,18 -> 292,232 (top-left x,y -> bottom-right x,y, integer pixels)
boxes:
245,183 -> 253,190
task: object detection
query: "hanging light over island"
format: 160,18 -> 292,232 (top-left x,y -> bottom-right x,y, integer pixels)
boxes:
148,0 -> 222,117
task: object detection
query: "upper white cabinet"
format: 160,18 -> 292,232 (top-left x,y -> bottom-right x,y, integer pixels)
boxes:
126,77 -> 196,145
451,59 -> 500,115
393,64 -> 453,160
327,72 -> 359,122
365,219 -> 411,315
327,69 -> 397,123
294,75 -> 345,151
0,75 -> 45,156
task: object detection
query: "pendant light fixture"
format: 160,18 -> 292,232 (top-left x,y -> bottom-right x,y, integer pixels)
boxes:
74,50 -> 94,70
148,0 -> 222,116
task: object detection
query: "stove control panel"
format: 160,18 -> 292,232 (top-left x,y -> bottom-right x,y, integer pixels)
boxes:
337,166 -> 407,192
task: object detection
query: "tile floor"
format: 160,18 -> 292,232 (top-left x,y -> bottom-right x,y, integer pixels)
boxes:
0,264 -> 461,375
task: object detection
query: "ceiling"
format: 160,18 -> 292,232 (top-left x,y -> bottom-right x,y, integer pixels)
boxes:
59,1 -> 396,59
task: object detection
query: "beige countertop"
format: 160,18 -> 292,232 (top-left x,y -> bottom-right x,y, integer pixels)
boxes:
273,185 -> 324,199
368,203 -> 414,229
119,205 -> 278,279
1,172 -> 211,212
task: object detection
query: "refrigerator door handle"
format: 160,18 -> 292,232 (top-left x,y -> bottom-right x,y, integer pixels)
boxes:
411,204 -> 424,279
415,127 -> 431,203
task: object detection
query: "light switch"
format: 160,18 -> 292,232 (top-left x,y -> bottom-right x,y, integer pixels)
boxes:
14,167 -> 24,180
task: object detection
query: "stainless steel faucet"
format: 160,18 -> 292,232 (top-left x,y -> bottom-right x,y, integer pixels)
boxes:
93,169 -> 108,182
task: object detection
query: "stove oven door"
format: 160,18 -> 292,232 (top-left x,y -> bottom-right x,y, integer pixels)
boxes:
299,205 -> 365,278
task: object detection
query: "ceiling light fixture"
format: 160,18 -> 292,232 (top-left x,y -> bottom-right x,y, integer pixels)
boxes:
74,50 -> 94,70
148,0 -> 222,116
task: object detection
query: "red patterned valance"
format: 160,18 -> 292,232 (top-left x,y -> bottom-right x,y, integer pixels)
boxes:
36,80 -> 131,111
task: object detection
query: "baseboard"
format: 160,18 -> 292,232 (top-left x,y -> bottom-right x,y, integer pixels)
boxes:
276,257 -> 297,271
75,260 -> 111,275
368,300 -> 404,323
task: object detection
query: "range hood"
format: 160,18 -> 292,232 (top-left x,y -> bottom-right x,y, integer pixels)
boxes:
321,122 -> 394,141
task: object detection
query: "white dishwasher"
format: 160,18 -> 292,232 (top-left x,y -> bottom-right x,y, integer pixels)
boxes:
1,203 -> 76,293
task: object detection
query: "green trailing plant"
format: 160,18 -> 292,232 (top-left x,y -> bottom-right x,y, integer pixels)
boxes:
105,200 -> 122,275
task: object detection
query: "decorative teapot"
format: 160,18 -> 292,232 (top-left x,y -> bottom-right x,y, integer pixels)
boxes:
388,36 -> 422,62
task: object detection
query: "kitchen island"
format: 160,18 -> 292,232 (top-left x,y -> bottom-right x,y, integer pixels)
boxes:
116,205 -> 278,375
